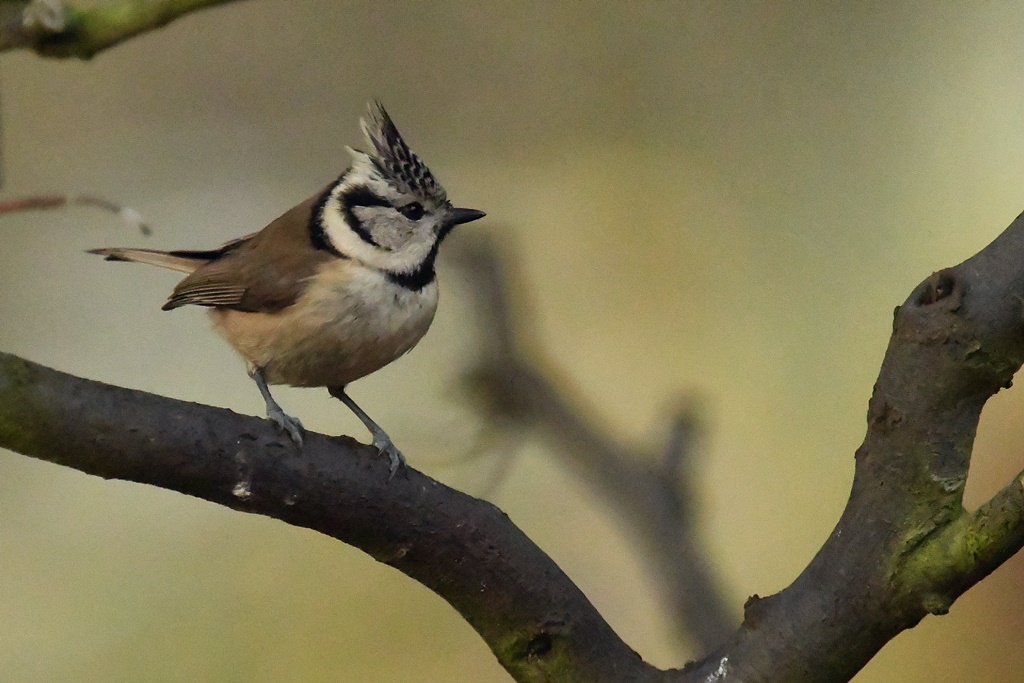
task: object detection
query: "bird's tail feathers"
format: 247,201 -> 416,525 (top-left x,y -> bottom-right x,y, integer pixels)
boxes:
86,247 -> 209,274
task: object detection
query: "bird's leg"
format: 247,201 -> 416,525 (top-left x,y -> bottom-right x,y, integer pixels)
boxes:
249,366 -> 304,445
329,386 -> 405,479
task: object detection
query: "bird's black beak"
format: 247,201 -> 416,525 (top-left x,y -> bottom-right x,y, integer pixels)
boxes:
445,207 -> 486,227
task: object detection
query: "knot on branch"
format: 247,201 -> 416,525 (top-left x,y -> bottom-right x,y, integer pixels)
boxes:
502,619 -> 571,676
867,399 -> 904,435
524,631 -> 554,659
741,593 -> 773,628
889,264 -> 1020,401
914,269 -> 959,308
919,593 -> 953,616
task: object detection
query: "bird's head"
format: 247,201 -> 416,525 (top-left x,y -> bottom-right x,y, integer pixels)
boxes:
317,102 -> 485,288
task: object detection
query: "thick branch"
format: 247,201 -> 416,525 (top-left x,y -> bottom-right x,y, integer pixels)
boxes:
681,211 -> 1024,681
0,0 -> 242,58
0,352 -> 661,683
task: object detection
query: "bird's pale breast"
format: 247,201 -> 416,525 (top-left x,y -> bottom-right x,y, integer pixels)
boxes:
210,260 -> 439,388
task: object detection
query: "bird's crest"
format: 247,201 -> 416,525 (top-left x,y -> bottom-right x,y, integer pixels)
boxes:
359,101 -> 448,206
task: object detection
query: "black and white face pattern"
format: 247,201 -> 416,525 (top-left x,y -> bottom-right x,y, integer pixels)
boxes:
316,103 -> 478,290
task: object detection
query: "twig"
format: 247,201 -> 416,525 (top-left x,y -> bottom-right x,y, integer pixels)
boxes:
0,192 -> 150,234
0,0 -> 243,58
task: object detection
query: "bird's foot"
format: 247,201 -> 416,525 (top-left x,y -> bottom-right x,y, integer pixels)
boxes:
372,431 -> 406,481
267,407 -> 304,446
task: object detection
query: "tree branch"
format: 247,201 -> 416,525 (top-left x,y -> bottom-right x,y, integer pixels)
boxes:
902,468 -> 1024,608
0,192 -> 150,233
0,0 -> 243,58
680,210 -> 1024,681
0,351 -> 661,683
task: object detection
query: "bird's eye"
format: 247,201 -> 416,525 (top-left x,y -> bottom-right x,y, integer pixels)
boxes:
398,202 -> 425,221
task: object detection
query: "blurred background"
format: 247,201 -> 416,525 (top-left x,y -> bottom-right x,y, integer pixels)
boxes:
3,2 -> 1024,681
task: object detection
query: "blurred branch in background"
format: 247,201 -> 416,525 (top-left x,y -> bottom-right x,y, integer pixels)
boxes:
0,192 -> 151,233
447,234 -> 736,653
0,0 -> 242,58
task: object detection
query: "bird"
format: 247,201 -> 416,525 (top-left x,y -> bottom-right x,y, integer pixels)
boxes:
88,102 -> 485,478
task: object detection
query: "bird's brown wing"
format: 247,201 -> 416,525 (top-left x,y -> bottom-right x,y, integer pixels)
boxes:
163,190 -> 334,313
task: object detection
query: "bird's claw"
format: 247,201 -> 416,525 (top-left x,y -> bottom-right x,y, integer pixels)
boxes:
267,408 -> 304,445
372,432 -> 406,480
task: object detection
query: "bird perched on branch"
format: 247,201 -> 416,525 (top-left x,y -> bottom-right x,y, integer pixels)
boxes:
89,102 -> 485,478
